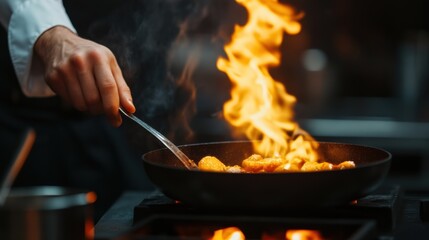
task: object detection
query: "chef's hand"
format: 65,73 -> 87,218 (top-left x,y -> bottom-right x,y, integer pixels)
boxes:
34,26 -> 135,127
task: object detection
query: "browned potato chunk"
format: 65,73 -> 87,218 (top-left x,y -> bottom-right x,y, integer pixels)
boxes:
198,156 -> 226,172
334,161 -> 356,170
274,162 -> 301,172
241,154 -> 264,172
318,162 -> 334,170
301,161 -> 333,171
226,165 -> 243,173
301,162 -> 317,171
242,154 -> 283,173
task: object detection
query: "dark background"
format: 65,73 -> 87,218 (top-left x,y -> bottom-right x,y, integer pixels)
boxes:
87,0 -> 429,190
143,0 -> 429,189
3,0 -> 426,191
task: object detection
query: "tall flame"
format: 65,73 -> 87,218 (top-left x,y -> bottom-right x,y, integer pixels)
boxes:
217,0 -> 317,160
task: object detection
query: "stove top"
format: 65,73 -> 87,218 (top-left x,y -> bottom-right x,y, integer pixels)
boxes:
121,186 -> 404,239
94,185 -> 429,240
133,185 -> 402,232
125,214 -> 377,240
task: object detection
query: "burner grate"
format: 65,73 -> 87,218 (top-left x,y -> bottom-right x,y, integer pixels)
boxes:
133,185 -> 402,231
123,215 -> 377,240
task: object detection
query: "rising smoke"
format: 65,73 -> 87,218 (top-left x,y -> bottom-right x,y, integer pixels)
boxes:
88,0 -> 236,151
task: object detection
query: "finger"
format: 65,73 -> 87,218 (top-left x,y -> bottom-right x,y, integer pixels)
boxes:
71,53 -> 103,114
46,68 -> 71,104
60,64 -> 87,112
111,59 -> 135,114
94,60 -> 122,127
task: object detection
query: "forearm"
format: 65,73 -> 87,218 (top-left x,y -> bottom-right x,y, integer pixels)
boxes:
0,0 -> 76,97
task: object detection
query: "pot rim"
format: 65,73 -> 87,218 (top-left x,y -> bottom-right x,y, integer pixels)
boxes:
0,186 -> 96,210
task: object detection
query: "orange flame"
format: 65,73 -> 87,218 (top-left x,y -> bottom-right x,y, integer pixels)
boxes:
286,229 -> 323,240
209,227 -> 323,240
211,227 -> 246,240
217,0 -> 317,160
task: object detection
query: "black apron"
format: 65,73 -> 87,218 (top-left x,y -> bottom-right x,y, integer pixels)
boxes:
0,0 -> 156,221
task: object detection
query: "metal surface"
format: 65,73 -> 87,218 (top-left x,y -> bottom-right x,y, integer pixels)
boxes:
0,186 -> 96,240
142,141 -> 391,209
119,108 -> 198,170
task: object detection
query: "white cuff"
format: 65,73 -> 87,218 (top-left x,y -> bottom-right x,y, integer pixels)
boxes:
8,0 -> 76,97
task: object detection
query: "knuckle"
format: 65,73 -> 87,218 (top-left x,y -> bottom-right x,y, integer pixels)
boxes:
100,45 -> 112,55
54,63 -> 69,76
119,84 -> 131,94
69,53 -> 86,71
45,69 -> 62,87
45,69 -> 59,83
101,82 -> 117,92
88,47 -> 109,62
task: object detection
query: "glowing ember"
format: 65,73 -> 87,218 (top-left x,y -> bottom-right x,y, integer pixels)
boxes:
209,227 -> 323,240
286,229 -> 323,240
216,0 -> 317,161
211,227 -> 245,240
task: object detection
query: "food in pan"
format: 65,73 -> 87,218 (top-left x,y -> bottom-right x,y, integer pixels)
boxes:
198,154 -> 355,173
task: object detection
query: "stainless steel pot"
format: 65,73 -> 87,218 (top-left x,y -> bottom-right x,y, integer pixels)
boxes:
0,186 -> 96,240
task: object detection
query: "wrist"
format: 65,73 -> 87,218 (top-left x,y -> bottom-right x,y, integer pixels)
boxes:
34,26 -> 76,63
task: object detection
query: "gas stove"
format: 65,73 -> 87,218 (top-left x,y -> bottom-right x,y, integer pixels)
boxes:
133,186 -> 402,232
124,215 -> 377,239
94,185 -> 428,239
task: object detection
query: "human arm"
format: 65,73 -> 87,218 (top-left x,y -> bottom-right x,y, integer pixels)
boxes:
34,26 -> 135,126
0,0 -> 76,97
0,0 -> 135,126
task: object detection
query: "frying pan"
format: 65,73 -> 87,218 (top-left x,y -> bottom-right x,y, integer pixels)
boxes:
142,141 -> 391,209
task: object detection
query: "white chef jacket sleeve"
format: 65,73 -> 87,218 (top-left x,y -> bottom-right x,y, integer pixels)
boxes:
0,0 -> 76,97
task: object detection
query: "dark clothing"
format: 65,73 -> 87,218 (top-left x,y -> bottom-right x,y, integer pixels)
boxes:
0,105 -> 153,220
0,1 -> 155,221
